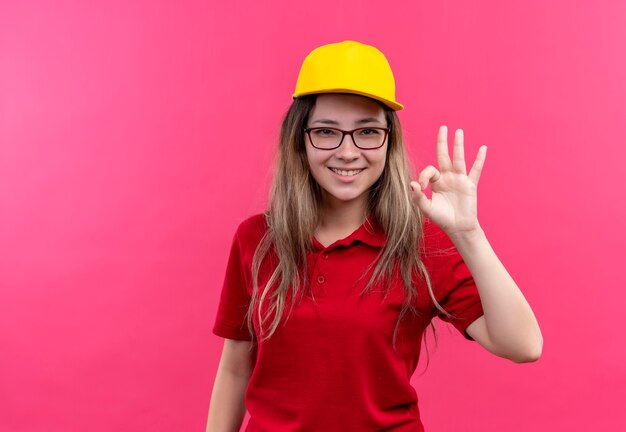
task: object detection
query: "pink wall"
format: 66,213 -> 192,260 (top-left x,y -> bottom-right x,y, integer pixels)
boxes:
1,1 -> 624,431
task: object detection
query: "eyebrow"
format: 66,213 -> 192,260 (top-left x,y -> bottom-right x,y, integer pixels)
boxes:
310,117 -> 384,126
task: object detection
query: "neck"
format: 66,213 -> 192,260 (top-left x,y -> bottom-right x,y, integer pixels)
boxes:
318,191 -> 369,231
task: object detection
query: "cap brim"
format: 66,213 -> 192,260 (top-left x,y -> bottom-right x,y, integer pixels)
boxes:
292,89 -> 403,111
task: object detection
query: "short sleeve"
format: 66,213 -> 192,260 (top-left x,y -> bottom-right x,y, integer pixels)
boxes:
212,227 -> 253,341
424,222 -> 484,341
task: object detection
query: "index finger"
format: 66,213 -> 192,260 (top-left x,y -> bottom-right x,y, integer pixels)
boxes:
437,125 -> 452,171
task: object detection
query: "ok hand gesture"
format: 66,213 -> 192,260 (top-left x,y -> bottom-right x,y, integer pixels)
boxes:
410,125 -> 487,238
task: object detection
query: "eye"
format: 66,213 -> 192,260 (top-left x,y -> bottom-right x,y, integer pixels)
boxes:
313,128 -> 339,136
358,128 -> 381,136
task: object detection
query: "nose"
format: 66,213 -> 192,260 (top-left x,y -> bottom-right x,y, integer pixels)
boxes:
335,134 -> 360,160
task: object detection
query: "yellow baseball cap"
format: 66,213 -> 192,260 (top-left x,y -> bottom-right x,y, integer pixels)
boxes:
292,40 -> 403,111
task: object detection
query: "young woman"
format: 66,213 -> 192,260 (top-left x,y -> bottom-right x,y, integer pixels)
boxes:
207,40 -> 542,432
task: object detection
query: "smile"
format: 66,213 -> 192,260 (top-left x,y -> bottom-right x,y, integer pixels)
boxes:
329,167 -> 364,177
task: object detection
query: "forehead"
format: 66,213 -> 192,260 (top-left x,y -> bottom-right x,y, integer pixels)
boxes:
309,94 -> 385,124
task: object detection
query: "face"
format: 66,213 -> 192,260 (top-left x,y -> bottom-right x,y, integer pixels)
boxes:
305,93 -> 388,210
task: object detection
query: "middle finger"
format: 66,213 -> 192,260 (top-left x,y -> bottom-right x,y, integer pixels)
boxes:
452,129 -> 467,174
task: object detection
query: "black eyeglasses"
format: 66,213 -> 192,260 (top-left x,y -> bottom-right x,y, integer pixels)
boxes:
304,126 -> 390,150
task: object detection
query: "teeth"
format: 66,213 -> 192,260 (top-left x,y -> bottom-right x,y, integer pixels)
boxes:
330,168 -> 363,177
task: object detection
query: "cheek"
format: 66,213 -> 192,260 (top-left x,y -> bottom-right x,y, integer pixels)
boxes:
306,149 -> 328,169
367,156 -> 387,184
305,153 -> 327,182
305,148 -> 316,170
369,153 -> 387,172
306,155 -> 321,172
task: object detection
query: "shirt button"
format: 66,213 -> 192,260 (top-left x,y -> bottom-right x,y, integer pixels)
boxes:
322,253 -> 329,260
317,275 -> 325,284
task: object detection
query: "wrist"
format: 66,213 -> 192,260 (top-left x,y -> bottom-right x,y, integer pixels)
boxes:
447,225 -> 487,245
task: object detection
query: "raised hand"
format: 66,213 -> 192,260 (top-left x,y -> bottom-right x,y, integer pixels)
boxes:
409,125 -> 487,238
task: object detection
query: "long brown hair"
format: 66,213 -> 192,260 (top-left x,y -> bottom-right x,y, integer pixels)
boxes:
246,94 -> 455,369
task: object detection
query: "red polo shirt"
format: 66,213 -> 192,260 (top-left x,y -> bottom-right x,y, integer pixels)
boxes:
213,213 -> 484,432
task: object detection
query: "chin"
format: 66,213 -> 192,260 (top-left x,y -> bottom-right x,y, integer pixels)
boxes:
323,189 -> 368,203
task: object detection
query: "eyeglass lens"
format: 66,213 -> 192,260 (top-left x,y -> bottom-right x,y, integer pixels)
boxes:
308,128 -> 386,149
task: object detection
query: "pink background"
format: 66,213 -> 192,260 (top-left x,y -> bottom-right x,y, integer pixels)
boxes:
1,1 -> 625,431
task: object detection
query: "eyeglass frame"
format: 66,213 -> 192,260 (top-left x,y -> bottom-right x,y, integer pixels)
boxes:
303,126 -> 390,150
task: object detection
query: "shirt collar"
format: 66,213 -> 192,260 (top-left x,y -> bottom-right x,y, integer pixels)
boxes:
312,214 -> 387,250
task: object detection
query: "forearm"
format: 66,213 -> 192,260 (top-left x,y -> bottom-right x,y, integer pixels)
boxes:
206,369 -> 249,432
449,226 -> 543,360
